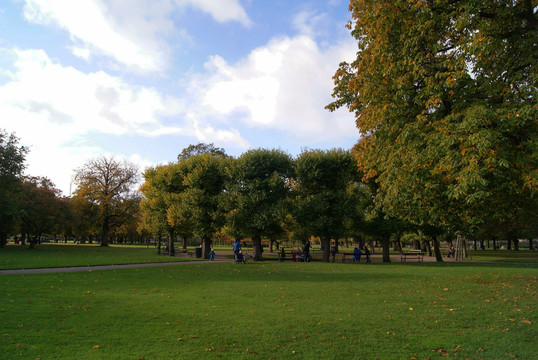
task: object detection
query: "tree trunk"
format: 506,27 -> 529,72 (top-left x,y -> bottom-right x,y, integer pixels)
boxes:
529,238 -> 534,250
507,238 -> 512,250
0,233 -> 6,248
252,234 -> 263,261
513,237 -> 519,251
423,240 -> 432,257
355,236 -> 364,251
101,216 -> 110,246
492,237 -> 497,250
432,235 -> 444,262
168,231 -> 175,257
321,236 -> 331,262
201,236 -> 211,259
382,236 -> 391,263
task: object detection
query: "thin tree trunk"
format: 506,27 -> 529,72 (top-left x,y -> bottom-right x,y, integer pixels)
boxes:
168,231 -> 175,257
432,235 -> 444,262
423,240 -> 432,257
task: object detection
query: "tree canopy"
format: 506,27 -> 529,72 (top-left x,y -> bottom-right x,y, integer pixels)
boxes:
0,130 -> 28,247
73,156 -> 139,246
327,0 -> 537,246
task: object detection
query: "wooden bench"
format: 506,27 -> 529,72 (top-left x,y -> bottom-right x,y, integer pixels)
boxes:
177,249 -> 194,258
341,252 -> 371,263
401,250 -> 425,262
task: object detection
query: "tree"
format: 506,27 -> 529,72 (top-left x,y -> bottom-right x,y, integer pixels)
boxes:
327,1 -> 537,258
294,149 -> 357,262
174,153 -> 228,258
18,176 -> 63,248
73,156 -> 139,246
0,129 -> 28,247
177,143 -> 227,161
227,149 -> 294,261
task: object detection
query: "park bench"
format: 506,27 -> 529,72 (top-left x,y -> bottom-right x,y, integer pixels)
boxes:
400,250 -> 425,262
177,249 -> 194,257
340,252 -> 371,263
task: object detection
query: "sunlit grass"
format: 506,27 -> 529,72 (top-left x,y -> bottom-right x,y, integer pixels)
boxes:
1,262 -> 536,359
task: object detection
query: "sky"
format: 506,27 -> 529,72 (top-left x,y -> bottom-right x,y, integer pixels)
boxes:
0,0 -> 359,195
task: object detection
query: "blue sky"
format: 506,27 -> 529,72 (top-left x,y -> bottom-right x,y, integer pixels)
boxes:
0,0 -> 358,195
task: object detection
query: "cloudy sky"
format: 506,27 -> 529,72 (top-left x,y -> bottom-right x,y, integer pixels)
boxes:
0,0 -> 358,195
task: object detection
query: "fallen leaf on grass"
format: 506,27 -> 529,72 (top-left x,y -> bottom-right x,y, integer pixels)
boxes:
93,345 -> 100,349
521,320 -> 532,324
505,350 -> 518,358
246,348 -> 257,354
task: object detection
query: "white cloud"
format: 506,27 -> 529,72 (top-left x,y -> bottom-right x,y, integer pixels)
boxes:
0,47 -> 252,193
21,0 -> 251,72
177,0 -> 251,26
199,32 -> 358,143
0,48 -> 177,193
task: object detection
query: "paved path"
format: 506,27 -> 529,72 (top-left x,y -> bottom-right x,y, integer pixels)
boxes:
0,252 -> 448,275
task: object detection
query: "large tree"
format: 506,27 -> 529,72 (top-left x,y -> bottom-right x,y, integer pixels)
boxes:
73,156 -> 139,246
0,130 -> 28,247
227,149 -> 294,261
328,1 -> 537,258
18,176 -> 64,248
294,149 -> 358,262
169,153 -> 229,258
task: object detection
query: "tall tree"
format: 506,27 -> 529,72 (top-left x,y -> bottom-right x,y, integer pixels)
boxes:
227,149 -> 294,261
170,153 -> 228,258
294,149 -> 357,262
328,1 -> 537,258
73,156 -> 139,246
0,130 -> 28,247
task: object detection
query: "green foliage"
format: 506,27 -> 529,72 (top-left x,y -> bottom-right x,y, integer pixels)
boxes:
0,130 -> 28,245
294,149 -> 358,261
226,149 -> 294,260
1,262 -> 536,359
328,1 -> 537,240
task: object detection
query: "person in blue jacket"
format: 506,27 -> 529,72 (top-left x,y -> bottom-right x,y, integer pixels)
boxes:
233,238 -> 242,255
353,245 -> 362,263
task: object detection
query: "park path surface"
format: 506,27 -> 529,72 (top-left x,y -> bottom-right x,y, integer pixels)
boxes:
0,251 -> 445,275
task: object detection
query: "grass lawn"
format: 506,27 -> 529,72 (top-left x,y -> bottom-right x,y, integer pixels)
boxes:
1,261 -> 536,359
0,244 -> 198,270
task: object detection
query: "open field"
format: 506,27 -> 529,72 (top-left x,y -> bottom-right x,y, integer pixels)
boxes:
1,259 -> 536,359
0,244 -> 196,270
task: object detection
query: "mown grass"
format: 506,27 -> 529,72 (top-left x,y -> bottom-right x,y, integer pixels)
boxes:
468,250 -> 538,263
0,244 -> 196,270
1,261 -> 536,359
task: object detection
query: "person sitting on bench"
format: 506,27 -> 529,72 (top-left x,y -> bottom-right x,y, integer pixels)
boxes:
353,246 -> 362,263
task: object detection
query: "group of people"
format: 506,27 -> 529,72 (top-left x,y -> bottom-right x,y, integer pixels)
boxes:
213,239 -> 371,263
279,241 -> 312,262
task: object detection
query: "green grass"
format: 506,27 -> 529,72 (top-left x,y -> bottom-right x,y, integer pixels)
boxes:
0,244 -> 198,270
1,261 -> 536,359
468,250 -> 538,263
